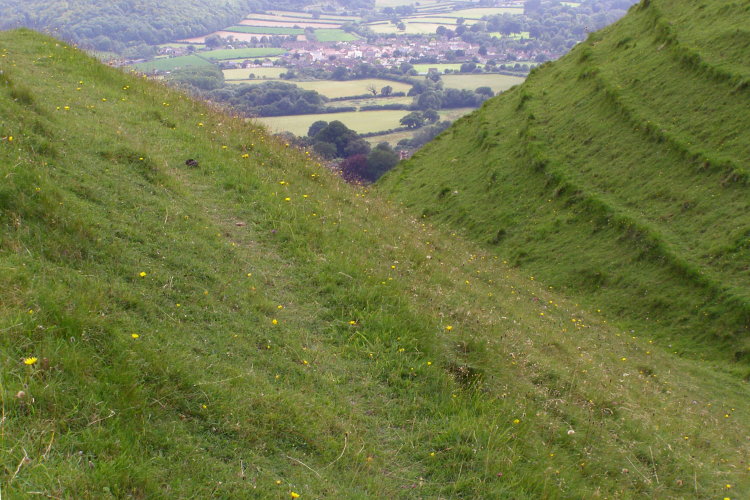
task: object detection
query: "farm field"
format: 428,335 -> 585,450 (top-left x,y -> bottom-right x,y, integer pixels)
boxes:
240,19 -> 341,28
257,107 -> 476,137
201,47 -> 286,60
412,63 -> 476,73
406,16 -> 472,24
266,10 -> 359,21
314,29 -> 359,42
256,110 -> 409,135
226,79 -> 411,99
441,73 -> 525,92
223,67 -> 286,80
325,95 -> 413,108
374,0 -> 438,7
365,129 -> 415,146
157,42 -> 204,49
220,56 -> 280,64
133,54 -> 212,72
224,26 -> 303,35
182,31 -> 284,43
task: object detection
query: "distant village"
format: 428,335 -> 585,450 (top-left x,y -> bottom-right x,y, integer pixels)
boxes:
156,33 -> 549,74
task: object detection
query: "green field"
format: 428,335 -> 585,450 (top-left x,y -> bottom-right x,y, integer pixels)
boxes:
324,95 -> 414,108
266,10 -> 359,21
413,63 -> 471,74
256,109 -> 411,135
441,73 -> 526,92
132,54 -> 212,72
225,25 -> 304,35
220,56 -> 280,64
257,107 -> 475,136
223,67 -> 287,80
157,42 -> 205,49
200,47 -> 287,60
243,15 -> 343,26
365,129 -> 415,146
313,29 -> 359,42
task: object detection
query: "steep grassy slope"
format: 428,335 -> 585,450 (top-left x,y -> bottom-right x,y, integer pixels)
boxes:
1,29 -> 749,498
381,0 -> 750,369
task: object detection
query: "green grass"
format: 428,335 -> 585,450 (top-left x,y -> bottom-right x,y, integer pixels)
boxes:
201,47 -> 287,60
380,0 -> 750,369
132,54 -> 212,72
413,63 -> 476,73
2,26 -> 750,499
224,25 -> 304,35
256,110 -> 411,135
324,95 -> 414,108
440,73 -> 526,93
313,29 -> 359,42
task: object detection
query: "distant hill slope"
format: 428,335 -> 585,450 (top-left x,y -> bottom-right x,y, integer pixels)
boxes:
0,0 -> 376,54
0,0 -> 282,53
1,29 -> 749,498
381,0 -> 750,367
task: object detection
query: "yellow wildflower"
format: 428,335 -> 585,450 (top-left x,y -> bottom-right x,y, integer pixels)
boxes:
23,357 -> 38,365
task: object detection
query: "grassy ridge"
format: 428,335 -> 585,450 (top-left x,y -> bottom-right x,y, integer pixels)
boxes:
380,0 -> 750,370
1,28 -> 749,498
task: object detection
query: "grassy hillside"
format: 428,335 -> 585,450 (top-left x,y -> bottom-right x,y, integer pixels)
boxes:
381,0 -> 750,371
1,29 -> 749,498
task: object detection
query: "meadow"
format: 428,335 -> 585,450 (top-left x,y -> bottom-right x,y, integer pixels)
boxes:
240,18 -> 342,28
266,10 -> 359,21
256,107 -> 475,136
413,63 -> 475,73
200,47 -> 287,60
324,95 -> 414,109
256,109 -> 410,135
133,54 -> 212,72
224,25 -> 304,35
314,29 -> 359,42
366,6 -> 523,34
441,73 -> 526,92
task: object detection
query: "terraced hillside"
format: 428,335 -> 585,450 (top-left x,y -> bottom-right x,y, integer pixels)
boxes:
1,28 -> 749,498
381,0 -> 750,369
